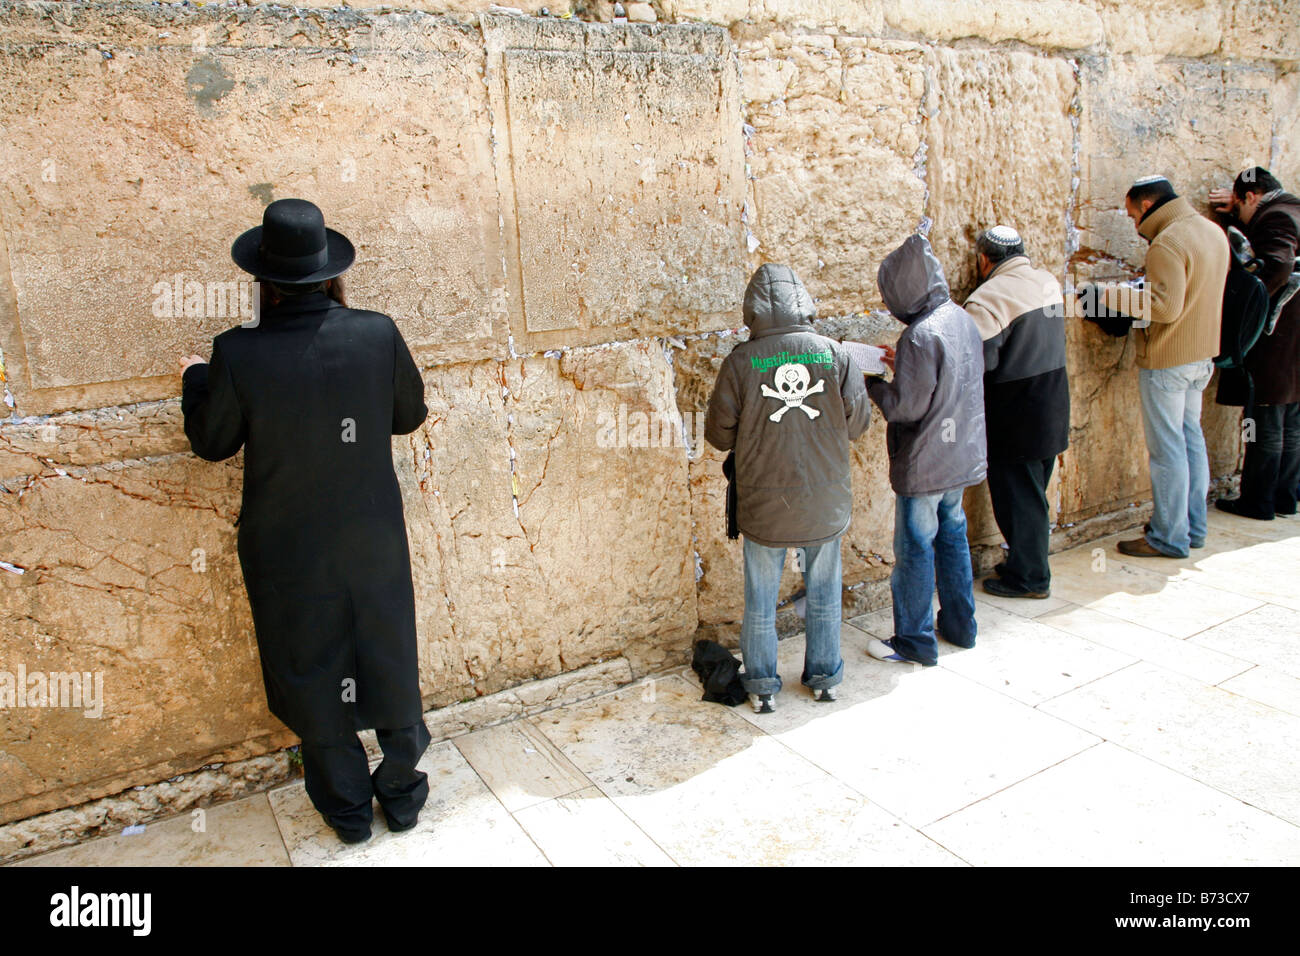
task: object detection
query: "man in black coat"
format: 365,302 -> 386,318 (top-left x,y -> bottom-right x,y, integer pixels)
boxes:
1211,168 -> 1300,519
180,199 -> 431,844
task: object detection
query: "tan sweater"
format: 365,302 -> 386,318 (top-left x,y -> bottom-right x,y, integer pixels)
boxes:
1101,196 -> 1229,369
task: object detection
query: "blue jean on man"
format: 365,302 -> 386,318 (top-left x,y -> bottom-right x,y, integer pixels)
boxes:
1138,358 -> 1213,557
890,489 -> 977,667
739,535 -> 844,696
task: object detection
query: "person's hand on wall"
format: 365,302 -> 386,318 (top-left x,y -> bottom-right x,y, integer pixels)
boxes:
179,354 -> 206,374
1208,187 -> 1235,215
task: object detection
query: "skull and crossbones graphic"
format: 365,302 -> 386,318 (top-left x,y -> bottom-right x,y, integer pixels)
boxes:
760,363 -> 825,422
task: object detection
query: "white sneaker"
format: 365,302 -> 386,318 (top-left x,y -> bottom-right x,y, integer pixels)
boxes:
867,638 -> 911,663
810,687 -> 838,703
749,693 -> 776,714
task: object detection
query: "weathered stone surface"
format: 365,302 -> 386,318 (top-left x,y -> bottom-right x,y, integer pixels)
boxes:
1076,57 -> 1274,272
0,453 -> 296,824
0,402 -> 187,481
741,33 -> 928,315
884,0 -> 1104,50
925,47 -> 1076,300
398,341 -> 698,700
1272,71 -> 1300,191
0,3 -> 505,410
1087,0 -> 1223,57
484,15 -> 745,347
665,1 -> 884,33
1221,0 -> 1300,61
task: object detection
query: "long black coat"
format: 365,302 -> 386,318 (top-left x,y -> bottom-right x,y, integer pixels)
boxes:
1218,192 -> 1300,407
182,291 -> 428,744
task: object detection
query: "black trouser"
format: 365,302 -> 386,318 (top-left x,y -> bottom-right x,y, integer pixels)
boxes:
1238,402 -> 1300,517
300,720 -> 432,835
987,455 -> 1055,592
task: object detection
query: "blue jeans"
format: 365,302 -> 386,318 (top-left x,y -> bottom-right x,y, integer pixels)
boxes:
739,535 -> 844,695
1138,359 -> 1213,557
890,490 -> 977,667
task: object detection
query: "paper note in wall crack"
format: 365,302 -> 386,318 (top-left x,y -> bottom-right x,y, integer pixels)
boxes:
842,341 -> 888,376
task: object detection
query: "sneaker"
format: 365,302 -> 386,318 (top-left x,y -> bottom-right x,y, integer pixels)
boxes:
867,638 -> 912,663
982,576 -> 1050,599
810,687 -> 838,703
749,693 -> 776,714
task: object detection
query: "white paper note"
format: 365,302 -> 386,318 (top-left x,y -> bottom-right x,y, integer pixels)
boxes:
842,341 -> 888,376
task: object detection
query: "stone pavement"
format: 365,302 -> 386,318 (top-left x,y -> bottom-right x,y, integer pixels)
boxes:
13,509 -> 1300,866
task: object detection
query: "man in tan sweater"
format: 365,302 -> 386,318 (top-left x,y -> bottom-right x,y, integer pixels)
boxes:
1089,176 -> 1228,558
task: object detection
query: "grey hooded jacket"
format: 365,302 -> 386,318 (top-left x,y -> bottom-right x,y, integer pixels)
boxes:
867,234 -> 988,497
704,264 -> 872,548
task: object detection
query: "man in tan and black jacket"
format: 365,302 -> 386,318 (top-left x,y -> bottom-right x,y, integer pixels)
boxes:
964,227 -> 1069,598
1084,176 -> 1228,559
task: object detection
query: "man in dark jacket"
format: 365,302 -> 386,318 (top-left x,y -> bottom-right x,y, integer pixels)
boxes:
865,234 -> 987,667
963,227 -> 1070,598
704,264 -> 872,713
180,199 -> 431,844
1210,168 -> 1300,519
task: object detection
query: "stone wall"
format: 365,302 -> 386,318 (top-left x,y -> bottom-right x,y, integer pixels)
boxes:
1,0 -> 1295,826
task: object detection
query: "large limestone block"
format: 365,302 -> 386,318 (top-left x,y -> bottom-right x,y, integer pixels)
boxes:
1221,0 -> 1300,61
1272,72 -> 1300,191
0,453 -> 295,824
925,48 -> 1077,300
741,33 -> 928,315
0,401 -> 187,481
1087,0 -> 1224,57
482,14 -> 746,349
0,4 -> 505,413
1077,57 -> 1274,271
397,341 -> 698,700
883,0 -> 1104,50
664,1 -> 884,33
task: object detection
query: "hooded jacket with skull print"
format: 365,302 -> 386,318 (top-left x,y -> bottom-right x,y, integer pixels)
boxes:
867,234 -> 988,497
704,264 -> 872,548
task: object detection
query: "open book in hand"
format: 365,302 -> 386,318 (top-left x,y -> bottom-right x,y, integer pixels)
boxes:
841,341 -> 889,376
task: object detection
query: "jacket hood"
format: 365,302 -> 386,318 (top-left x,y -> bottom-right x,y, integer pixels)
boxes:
743,263 -> 817,338
877,233 -> 951,324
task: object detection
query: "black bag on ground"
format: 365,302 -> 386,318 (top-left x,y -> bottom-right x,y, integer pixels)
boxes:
691,639 -> 748,706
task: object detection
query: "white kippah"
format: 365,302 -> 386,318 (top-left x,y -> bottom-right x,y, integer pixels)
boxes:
983,225 -> 1022,246
1131,174 -> 1170,187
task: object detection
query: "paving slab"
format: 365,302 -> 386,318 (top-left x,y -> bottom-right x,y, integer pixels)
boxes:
1219,666 -> 1300,720
924,743 -> 1300,866
1040,661 -> 1300,827
1043,546 -> 1263,637
267,741 -> 548,866
1189,604 -> 1300,679
512,787 -> 676,867
453,718 -> 592,812
15,793 -> 290,867
1036,603 -> 1252,685
532,674 -> 963,865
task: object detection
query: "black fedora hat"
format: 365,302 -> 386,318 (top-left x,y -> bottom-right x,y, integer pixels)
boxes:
231,198 -> 355,283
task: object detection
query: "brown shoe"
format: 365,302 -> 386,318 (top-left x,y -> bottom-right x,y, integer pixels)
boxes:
1117,537 -> 1174,558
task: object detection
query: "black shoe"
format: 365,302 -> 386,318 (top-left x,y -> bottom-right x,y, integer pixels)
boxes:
993,560 -> 1008,578
982,576 -> 1050,599
1215,497 -> 1274,521
333,824 -> 372,845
